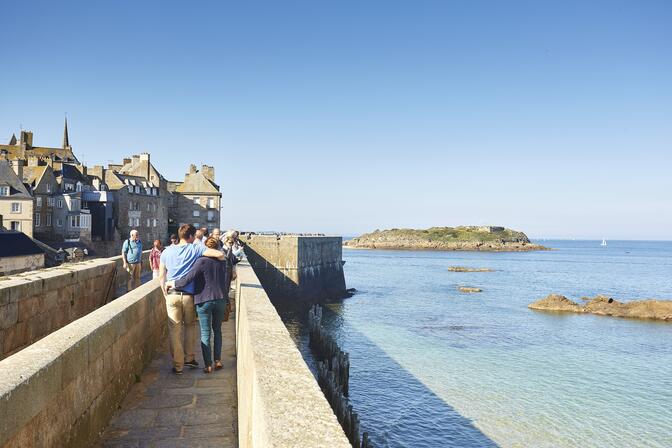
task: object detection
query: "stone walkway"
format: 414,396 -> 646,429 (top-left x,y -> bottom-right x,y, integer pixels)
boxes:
97,315 -> 237,448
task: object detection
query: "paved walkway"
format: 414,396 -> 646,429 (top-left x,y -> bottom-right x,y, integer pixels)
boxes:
98,315 -> 237,448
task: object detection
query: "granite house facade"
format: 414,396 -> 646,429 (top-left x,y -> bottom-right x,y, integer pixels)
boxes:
0,122 -> 221,257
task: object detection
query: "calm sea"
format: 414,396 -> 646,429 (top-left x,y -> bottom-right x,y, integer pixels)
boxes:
278,240 -> 672,447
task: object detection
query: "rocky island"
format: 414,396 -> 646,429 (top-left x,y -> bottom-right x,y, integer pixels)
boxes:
344,226 -> 547,251
529,294 -> 672,322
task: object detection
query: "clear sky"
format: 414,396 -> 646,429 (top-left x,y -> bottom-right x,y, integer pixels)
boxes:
1,1 -> 670,239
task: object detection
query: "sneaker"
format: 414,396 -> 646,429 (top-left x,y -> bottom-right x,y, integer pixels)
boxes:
172,367 -> 183,375
184,359 -> 199,369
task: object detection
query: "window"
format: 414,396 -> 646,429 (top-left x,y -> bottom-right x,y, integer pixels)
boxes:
47,197 -> 55,207
76,182 -> 82,192
10,221 -> 20,231
36,196 -> 42,208
46,214 -> 52,226
207,210 -> 215,221
193,222 -> 200,228
193,210 -> 200,217
193,197 -> 199,205
128,216 -> 133,226
57,199 -> 63,208
11,202 -> 20,213
34,213 -> 41,227
46,184 -> 52,193
57,219 -> 63,227
152,188 -> 158,196
80,214 -> 90,229
65,183 -> 74,191
0,186 -> 9,196
208,197 -> 215,208
147,203 -> 151,211
128,185 -> 134,193
146,218 -> 151,227
135,186 -> 141,194
153,218 -> 157,227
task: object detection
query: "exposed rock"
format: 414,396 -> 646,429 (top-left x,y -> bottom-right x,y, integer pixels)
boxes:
458,286 -> 482,293
344,226 -> 548,252
528,294 -> 584,312
448,266 -> 494,272
529,294 -> 672,322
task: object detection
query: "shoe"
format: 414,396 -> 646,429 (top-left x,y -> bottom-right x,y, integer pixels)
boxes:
203,366 -> 213,374
184,359 -> 199,369
172,367 -> 183,375
214,361 -> 223,371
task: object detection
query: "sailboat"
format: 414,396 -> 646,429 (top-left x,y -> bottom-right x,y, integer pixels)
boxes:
601,238 -> 607,247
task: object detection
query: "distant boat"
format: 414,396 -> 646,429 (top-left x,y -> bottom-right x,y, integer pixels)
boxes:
601,238 -> 607,246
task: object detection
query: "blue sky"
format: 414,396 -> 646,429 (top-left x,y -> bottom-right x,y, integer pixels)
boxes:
1,1 -> 670,239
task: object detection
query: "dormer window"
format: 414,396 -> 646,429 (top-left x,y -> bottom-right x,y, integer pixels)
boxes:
0,186 -> 9,196
135,186 -> 141,194
76,182 -> 82,192
65,183 -> 74,191
128,185 -> 134,193
46,184 -> 52,193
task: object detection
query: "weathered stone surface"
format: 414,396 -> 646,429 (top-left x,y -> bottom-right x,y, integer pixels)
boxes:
529,294 -> 672,321
236,262 -> 351,448
0,302 -> 18,329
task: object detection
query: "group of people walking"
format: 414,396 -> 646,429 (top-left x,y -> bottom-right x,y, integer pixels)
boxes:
121,225 -> 244,374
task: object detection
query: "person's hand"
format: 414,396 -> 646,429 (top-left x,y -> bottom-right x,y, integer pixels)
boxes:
166,280 -> 175,289
123,262 -> 128,271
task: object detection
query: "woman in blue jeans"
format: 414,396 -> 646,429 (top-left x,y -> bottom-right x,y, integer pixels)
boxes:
169,237 -> 228,373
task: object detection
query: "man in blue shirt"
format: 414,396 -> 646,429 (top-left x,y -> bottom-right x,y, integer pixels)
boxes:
122,229 -> 143,291
159,224 -> 224,374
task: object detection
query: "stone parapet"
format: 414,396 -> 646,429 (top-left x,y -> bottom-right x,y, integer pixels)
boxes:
0,279 -> 166,447
242,235 -> 347,301
0,251 -> 150,359
235,262 -> 351,448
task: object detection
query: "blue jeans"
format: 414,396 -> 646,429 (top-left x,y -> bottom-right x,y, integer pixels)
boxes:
195,299 -> 227,367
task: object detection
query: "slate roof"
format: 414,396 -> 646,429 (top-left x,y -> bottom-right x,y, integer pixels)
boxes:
0,231 -> 44,257
0,161 -> 32,198
22,165 -> 47,188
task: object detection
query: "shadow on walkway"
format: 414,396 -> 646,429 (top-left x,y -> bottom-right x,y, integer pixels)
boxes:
97,316 -> 237,448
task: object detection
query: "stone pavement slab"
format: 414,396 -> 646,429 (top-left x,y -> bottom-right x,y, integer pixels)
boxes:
97,314 -> 237,448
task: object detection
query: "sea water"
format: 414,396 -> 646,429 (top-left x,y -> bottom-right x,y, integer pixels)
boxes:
278,240 -> 672,447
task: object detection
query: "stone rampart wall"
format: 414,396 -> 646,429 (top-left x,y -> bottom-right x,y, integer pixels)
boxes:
0,279 -> 166,447
242,235 -> 346,301
235,262 -> 351,448
0,251 -> 150,360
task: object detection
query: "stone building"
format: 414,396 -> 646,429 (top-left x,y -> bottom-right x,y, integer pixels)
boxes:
0,231 -> 45,276
0,160 -> 34,237
21,161 -> 58,241
167,164 -> 221,235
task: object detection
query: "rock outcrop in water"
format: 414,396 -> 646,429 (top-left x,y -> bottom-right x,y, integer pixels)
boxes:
344,226 -> 547,252
529,294 -> 672,321
448,266 -> 495,272
458,286 -> 483,293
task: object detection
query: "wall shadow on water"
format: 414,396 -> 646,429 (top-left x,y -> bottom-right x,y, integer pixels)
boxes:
276,301 -> 499,448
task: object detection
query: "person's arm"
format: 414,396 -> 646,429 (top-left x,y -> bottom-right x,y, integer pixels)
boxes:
202,245 -> 225,260
159,262 -> 168,294
174,260 -> 203,290
121,240 -> 129,269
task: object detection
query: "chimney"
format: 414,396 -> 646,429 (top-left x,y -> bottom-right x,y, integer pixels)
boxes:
90,165 -> 104,179
188,164 -> 197,175
11,159 -> 24,181
140,153 -> 150,162
75,164 -> 87,176
27,156 -> 40,167
123,158 -> 132,165
20,131 -> 33,148
201,165 -> 215,182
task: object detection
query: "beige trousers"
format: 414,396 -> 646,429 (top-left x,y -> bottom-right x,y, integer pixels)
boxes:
165,292 -> 197,370
127,263 -> 142,291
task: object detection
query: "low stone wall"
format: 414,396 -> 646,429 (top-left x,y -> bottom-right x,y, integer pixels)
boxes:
235,262 -> 351,448
0,251 -> 150,360
0,279 -> 166,447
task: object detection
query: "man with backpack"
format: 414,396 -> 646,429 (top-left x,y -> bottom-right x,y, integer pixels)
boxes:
122,229 -> 143,291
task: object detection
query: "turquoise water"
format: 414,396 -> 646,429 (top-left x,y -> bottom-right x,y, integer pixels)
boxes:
280,240 -> 672,447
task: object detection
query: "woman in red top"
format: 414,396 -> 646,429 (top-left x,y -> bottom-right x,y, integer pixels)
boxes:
150,239 -> 164,279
